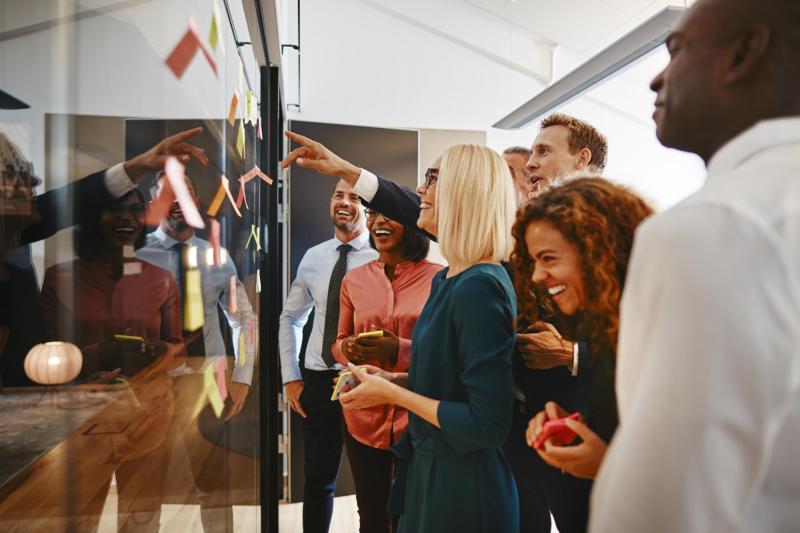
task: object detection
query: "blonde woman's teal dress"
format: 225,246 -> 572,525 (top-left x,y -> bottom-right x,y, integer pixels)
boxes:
387,264 -> 519,533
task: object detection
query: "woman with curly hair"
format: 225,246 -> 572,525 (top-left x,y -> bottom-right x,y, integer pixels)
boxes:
512,176 -> 653,481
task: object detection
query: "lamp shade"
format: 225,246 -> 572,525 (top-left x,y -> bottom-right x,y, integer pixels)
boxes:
24,342 -> 83,385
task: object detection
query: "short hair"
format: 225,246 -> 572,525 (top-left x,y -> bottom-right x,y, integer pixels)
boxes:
75,189 -> 147,259
149,171 -> 197,201
511,176 -> 653,353
540,113 -> 608,171
502,146 -> 532,159
437,144 -> 516,267
368,221 -> 431,263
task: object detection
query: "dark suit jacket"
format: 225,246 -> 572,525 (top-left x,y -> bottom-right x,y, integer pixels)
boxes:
365,174 -> 589,415
1,169 -> 114,386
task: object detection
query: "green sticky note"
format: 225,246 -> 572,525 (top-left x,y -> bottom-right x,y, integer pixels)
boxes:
203,364 -> 224,418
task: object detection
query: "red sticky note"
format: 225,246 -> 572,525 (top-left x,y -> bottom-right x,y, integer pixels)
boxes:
215,357 -> 228,401
165,20 -> 218,79
165,157 -> 205,229
238,177 -> 249,209
209,219 -> 221,266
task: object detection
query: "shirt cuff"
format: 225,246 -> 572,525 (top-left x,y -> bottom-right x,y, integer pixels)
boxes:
352,168 -> 379,202
571,342 -> 579,377
104,162 -> 136,199
232,366 -> 254,386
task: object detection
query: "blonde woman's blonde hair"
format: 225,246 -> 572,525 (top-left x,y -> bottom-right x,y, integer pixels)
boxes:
436,144 -> 516,269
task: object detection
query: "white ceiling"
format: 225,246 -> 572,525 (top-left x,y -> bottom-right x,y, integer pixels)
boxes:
463,0 -> 681,54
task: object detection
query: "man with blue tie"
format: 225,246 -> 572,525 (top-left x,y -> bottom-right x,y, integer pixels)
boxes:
279,179 -> 378,533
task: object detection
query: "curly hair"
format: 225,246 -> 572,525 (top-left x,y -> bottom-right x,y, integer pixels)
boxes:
511,176 -> 653,355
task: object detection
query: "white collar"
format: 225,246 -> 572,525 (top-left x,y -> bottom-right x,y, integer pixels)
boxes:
335,230 -> 370,251
707,116 -> 800,179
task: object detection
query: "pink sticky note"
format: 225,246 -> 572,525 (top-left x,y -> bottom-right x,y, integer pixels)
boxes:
229,275 -> 238,313
238,177 -> 249,209
215,357 -> 228,401
220,175 -> 242,217
257,118 -> 263,140
165,157 -> 205,229
209,219 -> 221,266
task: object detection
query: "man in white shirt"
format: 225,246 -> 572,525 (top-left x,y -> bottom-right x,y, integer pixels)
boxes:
279,179 -> 377,533
137,172 -> 257,532
590,1 -> 800,532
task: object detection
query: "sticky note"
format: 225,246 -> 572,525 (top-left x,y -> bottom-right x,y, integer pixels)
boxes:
165,19 -> 218,79
239,177 -> 249,209
245,91 -> 257,125
257,118 -> 263,140
245,224 -> 261,251
165,157 -> 205,229
146,178 -> 175,226
236,120 -> 245,159
256,268 -> 261,293
183,269 -> 204,332
235,182 -> 246,210
207,183 -> 226,217
227,92 -> 239,127
240,165 -> 273,185
238,331 -> 246,368
209,219 -> 221,266
203,364 -> 224,418
123,262 -> 142,276
229,275 -> 238,313
221,175 -> 242,217
215,357 -> 228,401
208,0 -> 223,52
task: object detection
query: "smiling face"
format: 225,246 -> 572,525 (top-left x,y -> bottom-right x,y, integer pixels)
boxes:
525,219 -> 585,316
99,192 -> 145,250
526,125 -> 586,189
415,158 -> 440,236
366,209 -> 406,256
329,180 -> 362,233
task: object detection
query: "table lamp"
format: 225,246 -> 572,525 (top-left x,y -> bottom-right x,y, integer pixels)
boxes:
24,341 -> 83,385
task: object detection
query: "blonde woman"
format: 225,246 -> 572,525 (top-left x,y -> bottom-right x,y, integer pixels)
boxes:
283,139 -> 519,532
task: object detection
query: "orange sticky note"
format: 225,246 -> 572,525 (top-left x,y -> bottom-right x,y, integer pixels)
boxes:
221,175 -> 242,217
227,92 -> 239,127
207,183 -> 226,217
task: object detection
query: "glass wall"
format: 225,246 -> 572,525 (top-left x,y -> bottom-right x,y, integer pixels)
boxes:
0,1 -> 270,530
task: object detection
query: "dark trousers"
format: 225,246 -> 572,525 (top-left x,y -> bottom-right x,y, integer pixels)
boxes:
343,430 -> 396,533
300,369 -> 344,533
504,408 -> 593,533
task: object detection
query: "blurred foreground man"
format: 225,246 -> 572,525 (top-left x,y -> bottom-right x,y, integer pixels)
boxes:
591,1 -> 800,532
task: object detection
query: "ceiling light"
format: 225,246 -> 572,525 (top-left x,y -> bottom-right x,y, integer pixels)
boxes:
493,6 -> 684,129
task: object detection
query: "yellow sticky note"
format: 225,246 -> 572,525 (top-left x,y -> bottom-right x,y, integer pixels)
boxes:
245,91 -> 257,125
184,269 -> 205,332
203,364 -> 224,418
208,5 -> 220,52
238,330 -> 246,368
236,120 -> 245,159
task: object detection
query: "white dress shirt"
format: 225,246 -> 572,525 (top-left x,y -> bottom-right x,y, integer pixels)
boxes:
279,231 -> 378,383
137,228 -> 257,385
590,118 -> 800,533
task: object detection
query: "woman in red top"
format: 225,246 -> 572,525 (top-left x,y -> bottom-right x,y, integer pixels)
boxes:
333,207 -> 442,533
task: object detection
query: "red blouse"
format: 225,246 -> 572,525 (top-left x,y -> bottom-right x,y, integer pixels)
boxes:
333,259 -> 443,449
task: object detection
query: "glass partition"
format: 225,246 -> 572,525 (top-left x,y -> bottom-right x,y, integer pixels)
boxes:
0,1 -> 269,530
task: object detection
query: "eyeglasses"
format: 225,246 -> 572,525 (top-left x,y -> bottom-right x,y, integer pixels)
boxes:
364,208 -> 392,222
423,168 -> 439,190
